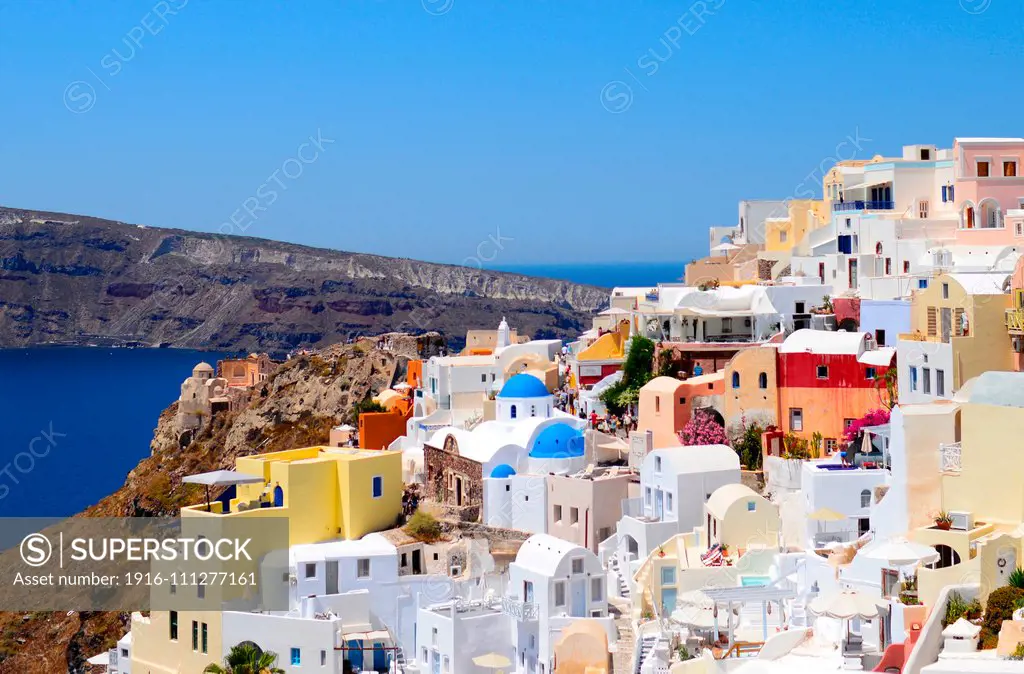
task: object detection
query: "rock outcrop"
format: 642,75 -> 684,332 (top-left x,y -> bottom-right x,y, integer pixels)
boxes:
0,206 -> 608,351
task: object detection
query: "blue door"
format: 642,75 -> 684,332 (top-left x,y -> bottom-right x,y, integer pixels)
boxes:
654,489 -> 664,519
571,578 -> 586,616
373,643 -> 387,672
273,485 -> 284,507
347,640 -> 364,672
661,588 -> 677,615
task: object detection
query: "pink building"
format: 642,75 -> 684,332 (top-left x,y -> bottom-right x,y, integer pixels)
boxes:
954,137 -> 1024,246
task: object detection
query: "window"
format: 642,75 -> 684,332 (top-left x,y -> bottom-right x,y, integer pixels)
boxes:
291,648 -> 301,666
661,566 -> 676,585
201,623 -> 208,654
554,581 -> 566,606
927,307 -> 937,336
570,507 -> 579,525
758,372 -> 768,389
591,577 -> 604,602
432,627 -> 438,646
666,492 -> 673,512
816,365 -> 829,379
919,200 -> 929,219
860,489 -> 872,508
572,558 -> 584,574
422,648 -> 429,664
192,621 -> 199,651
678,396 -> 686,405
885,258 -> 892,275
936,369 -> 946,396
865,367 -> 877,380
844,418 -> 855,430
357,558 -> 371,578
553,505 -> 562,522
910,366 -> 919,391
747,501 -> 756,512
978,160 -> 990,177
530,405 -> 536,417
731,372 -> 740,389
722,317 -> 733,333
845,218 -> 852,229
524,580 -> 535,602
444,656 -> 450,673
875,329 -> 886,346
902,261 -> 910,274
481,373 -> 486,383
305,562 -> 316,579
789,408 -> 803,431
321,650 -> 327,666
825,438 -> 838,453
645,487 -> 652,505
655,396 -> 660,413
1006,161 -> 1018,177
169,611 -> 178,641
654,456 -> 662,473
923,367 -> 931,394
920,148 -> 931,160
121,649 -> 128,657
795,301 -> 806,314
942,283 -> 949,299
780,230 -> 788,243
510,404 -> 517,419
918,279 -> 928,290
1017,221 -> 1024,237
942,185 -> 949,202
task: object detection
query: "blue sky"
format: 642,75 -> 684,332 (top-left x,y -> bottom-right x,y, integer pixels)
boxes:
0,0 -> 1020,265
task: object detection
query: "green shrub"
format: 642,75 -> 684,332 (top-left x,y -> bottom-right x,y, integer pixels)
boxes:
982,586 -> 1024,644
1009,567 -> 1024,590
1010,643 -> 1024,661
944,591 -> 968,627
404,509 -> 443,542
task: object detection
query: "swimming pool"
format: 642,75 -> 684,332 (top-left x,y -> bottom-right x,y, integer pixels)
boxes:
740,576 -> 770,587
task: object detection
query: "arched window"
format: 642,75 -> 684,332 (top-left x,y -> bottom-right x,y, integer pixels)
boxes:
979,199 -> 1001,229
875,241 -> 883,255
530,405 -> 536,417
930,544 -> 961,569
758,372 -> 768,389
731,372 -> 740,389
860,489 -> 871,508
510,404 -> 517,419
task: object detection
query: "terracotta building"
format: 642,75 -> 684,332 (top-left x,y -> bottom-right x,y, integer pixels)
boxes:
216,352 -> 275,388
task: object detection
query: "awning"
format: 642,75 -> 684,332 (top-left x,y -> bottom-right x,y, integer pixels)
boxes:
342,629 -> 392,642
841,179 -> 890,193
182,470 -> 264,487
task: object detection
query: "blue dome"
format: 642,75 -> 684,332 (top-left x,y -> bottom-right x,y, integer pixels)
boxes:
490,464 -> 517,478
498,374 -> 549,399
529,424 -> 585,459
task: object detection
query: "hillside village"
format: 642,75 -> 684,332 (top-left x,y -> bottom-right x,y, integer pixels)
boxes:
101,138 -> 1024,674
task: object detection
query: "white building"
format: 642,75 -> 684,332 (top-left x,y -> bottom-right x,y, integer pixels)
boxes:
616,445 -> 741,576
414,575 -> 511,674
737,199 -> 788,245
801,460 -> 888,548
507,534 -> 615,674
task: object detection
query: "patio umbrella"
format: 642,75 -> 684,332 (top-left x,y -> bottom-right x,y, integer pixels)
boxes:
809,589 -> 887,620
182,469 -> 264,511
712,242 -> 740,254
808,507 -> 847,522
858,537 -> 939,567
473,652 -> 511,671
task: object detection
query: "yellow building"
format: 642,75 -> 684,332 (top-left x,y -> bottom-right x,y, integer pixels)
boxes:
912,372 -> 1024,607
132,447 -> 403,673
897,273 -> 1012,402
763,199 -> 828,254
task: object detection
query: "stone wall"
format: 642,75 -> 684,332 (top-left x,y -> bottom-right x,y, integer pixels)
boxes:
424,443 -> 484,519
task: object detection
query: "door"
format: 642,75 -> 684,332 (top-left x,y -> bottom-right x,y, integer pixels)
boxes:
654,489 -> 664,520
348,641 -> 364,672
941,308 -> 952,344
326,560 -> 339,595
455,476 -> 463,506
431,649 -> 440,674
571,578 -> 586,616
373,643 -> 387,672
661,588 -> 678,615
848,259 -> 858,289
412,549 -> 422,574
998,547 -> 1018,584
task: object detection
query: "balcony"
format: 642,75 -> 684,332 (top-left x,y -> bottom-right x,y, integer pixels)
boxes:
832,200 -> 895,212
501,596 -> 539,621
1007,309 -> 1024,334
940,442 -> 962,474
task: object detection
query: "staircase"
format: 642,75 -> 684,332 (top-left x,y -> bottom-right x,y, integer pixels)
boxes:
394,644 -> 408,673
790,598 -> 809,628
635,635 -> 658,674
609,554 -> 630,598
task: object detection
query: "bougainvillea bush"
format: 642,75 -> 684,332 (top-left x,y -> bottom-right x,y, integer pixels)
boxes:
842,408 -> 891,443
679,409 -> 728,446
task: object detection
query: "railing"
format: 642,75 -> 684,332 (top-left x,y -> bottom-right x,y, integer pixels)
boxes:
501,596 -> 539,621
108,648 -> 119,674
717,641 -> 763,659
622,497 -> 646,518
1006,308 -> 1024,333
940,442 -> 962,473
832,200 -> 895,212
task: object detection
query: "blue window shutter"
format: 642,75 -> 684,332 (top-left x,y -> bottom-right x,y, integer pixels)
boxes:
941,186 -> 948,203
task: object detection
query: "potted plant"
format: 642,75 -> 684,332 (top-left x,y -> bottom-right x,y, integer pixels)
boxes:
657,545 -> 666,558
934,511 -> 954,530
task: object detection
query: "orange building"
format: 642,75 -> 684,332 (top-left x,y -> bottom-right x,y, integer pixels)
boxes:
406,359 -> 424,388
217,353 -> 274,388
637,372 -> 725,447
359,388 -> 415,450
776,330 -> 894,454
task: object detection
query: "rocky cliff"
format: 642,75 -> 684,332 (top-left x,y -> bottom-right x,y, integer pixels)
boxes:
0,206 -> 608,351
0,333 -> 441,673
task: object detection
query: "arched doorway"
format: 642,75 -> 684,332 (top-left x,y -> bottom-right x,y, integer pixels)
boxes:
273,484 -> 284,507
624,535 -> 639,561
838,318 -> 859,332
697,407 -> 725,427
929,544 -> 961,569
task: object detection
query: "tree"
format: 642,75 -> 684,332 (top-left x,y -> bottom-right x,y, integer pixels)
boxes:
729,418 -> 764,470
876,368 -> 898,410
679,409 -> 728,446
842,408 -> 891,444
600,335 -> 656,415
205,643 -> 285,674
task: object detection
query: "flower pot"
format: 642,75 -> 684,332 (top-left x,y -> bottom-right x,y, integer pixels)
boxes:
935,521 -> 951,530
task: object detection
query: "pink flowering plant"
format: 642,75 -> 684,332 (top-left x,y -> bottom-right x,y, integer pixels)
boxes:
842,408 -> 891,443
679,409 -> 728,446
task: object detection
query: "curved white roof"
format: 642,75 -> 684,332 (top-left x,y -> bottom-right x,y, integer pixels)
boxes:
289,533 -> 396,563
706,483 -> 759,519
646,445 -> 740,475
427,417 -> 583,464
947,272 -> 1009,295
967,371 -> 1024,408
779,329 -> 867,356
515,533 -> 584,575
674,285 -> 779,316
